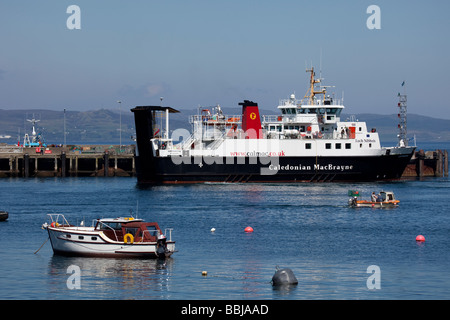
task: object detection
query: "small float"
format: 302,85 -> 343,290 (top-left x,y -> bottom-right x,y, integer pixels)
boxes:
0,211 -> 8,221
348,190 -> 400,208
42,214 -> 175,258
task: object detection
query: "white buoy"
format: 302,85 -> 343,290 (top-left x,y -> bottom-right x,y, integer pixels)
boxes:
210,228 -> 216,232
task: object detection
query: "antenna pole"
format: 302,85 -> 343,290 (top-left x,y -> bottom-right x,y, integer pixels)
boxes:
397,81 -> 408,147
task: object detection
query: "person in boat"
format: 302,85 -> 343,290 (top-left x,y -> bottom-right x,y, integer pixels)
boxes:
371,192 -> 377,202
376,193 -> 382,202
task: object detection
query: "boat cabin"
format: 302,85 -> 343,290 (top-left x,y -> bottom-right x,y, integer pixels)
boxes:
378,191 -> 396,202
94,217 -> 163,243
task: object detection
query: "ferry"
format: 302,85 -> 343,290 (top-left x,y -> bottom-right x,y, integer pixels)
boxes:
42,214 -> 175,258
131,68 -> 415,184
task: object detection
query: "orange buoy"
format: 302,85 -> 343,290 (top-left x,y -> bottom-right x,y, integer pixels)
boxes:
416,235 -> 425,242
245,226 -> 253,233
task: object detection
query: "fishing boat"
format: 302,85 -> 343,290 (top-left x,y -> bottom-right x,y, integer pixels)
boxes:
23,117 -> 47,148
42,214 -> 175,258
348,190 -> 400,208
131,67 -> 415,184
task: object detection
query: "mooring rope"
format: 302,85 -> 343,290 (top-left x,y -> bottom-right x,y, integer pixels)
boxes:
34,237 -> 49,254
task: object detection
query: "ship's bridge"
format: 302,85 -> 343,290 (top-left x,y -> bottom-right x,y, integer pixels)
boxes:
274,93 -> 344,125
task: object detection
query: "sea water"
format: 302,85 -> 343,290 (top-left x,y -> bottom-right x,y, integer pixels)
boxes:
0,142 -> 449,300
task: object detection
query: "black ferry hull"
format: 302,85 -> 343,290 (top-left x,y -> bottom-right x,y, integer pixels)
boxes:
134,153 -> 414,184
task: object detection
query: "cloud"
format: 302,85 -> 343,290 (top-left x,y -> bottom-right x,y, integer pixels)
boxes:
118,82 -> 170,99
0,69 -> 5,80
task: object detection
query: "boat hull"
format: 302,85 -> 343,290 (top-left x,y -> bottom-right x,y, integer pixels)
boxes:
135,152 -> 414,184
46,227 -> 175,259
351,201 -> 399,208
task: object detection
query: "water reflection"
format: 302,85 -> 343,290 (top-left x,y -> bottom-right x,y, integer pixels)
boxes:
47,256 -> 174,299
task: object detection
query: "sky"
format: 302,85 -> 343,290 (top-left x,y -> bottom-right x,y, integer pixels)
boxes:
0,0 -> 449,119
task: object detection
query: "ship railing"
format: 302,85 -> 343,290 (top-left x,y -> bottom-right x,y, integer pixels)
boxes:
47,213 -> 71,227
165,228 -> 173,241
138,229 -> 159,243
189,114 -> 242,124
206,132 -> 226,150
180,134 -> 196,149
95,220 -> 120,241
262,114 -> 317,123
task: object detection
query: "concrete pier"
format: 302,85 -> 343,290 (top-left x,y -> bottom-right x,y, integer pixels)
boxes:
402,149 -> 448,178
0,144 -> 135,178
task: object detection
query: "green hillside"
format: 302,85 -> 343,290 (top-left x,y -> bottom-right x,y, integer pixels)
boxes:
1,108 -> 449,145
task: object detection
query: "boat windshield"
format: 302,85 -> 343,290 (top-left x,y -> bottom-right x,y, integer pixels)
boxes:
98,222 -> 122,230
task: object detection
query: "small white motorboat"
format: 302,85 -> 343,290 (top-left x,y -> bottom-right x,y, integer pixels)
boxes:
42,214 -> 175,259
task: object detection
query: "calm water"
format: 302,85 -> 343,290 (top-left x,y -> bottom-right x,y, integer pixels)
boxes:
0,142 -> 449,300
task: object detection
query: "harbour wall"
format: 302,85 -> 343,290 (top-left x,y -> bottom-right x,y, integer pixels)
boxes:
402,149 -> 448,178
0,144 -> 135,178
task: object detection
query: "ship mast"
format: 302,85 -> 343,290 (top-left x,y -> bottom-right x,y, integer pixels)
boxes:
304,67 -> 326,105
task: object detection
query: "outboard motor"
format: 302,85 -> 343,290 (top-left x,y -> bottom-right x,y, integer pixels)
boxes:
271,267 -> 298,286
348,197 -> 358,207
156,234 -> 168,259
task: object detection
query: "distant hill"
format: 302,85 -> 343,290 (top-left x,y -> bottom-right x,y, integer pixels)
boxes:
1,108 -> 450,145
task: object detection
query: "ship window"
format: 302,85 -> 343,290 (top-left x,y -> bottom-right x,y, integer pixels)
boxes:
345,143 -> 351,149
91,237 -> 97,241
146,225 -> 158,237
305,143 -> 311,149
369,143 -> 372,148
66,234 -> 71,238
360,143 -> 363,148
335,143 -> 341,149
281,109 -> 286,114
326,143 -> 331,149
78,236 -> 84,240
269,126 -> 275,131
277,126 -> 282,132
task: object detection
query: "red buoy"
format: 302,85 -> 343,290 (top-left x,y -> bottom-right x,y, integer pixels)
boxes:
244,226 -> 253,233
416,235 -> 425,242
